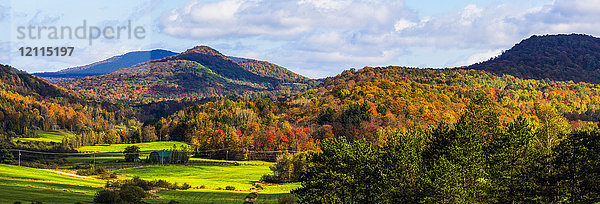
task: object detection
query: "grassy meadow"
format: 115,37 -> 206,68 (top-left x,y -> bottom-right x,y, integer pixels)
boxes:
12,130 -> 73,143
0,164 -> 103,203
0,141 -> 297,203
114,165 -> 298,193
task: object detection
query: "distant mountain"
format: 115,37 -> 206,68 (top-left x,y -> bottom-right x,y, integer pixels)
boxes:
34,49 -> 178,82
466,34 -> 600,83
60,46 -> 314,103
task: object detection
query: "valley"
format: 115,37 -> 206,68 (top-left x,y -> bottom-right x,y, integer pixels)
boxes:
2,34 -> 600,203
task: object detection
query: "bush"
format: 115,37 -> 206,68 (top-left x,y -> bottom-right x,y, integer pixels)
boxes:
225,186 -> 236,190
168,200 -> 180,204
77,167 -> 106,176
94,190 -> 120,204
106,176 -> 189,190
181,183 -> 191,190
118,185 -> 146,203
260,174 -> 280,183
244,192 -> 258,203
253,183 -> 263,191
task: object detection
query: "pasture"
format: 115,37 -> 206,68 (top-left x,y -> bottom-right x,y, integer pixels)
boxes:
12,130 -> 72,143
115,165 -> 299,203
0,164 -> 103,203
2,140 -> 298,203
114,165 -> 298,193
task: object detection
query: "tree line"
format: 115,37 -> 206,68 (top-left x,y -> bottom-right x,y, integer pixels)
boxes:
291,92 -> 600,203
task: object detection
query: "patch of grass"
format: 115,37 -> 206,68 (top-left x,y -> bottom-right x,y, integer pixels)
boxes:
0,164 -> 104,187
113,165 -> 298,193
147,189 -> 291,204
12,130 -> 73,143
0,164 -> 103,203
77,141 -> 190,152
0,183 -> 95,204
189,157 -> 275,166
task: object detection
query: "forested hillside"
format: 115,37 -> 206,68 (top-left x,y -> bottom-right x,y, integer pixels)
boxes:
128,66 -> 600,154
61,46 -> 315,104
0,64 -> 137,139
467,34 -> 600,83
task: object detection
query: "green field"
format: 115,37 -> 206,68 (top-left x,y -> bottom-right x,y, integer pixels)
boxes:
150,189 -> 290,204
0,160 -> 298,203
114,165 -> 298,203
77,141 -> 190,152
2,140 -> 297,203
0,164 -> 103,203
12,130 -> 73,143
114,165 -> 297,193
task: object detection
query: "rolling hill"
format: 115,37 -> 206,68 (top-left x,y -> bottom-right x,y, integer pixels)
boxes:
466,34 -> 600,83
60,46 -> 314,103
34,49 -> 178,83
0,64 -> 136,138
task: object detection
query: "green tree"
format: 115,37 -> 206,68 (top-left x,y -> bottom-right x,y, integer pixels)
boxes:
487,116 -> 541,202
292,137 -> 380,203
124,145 -> 140,162
554,130 -> 600,202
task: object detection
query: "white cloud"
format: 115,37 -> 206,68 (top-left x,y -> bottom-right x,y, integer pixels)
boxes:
298,0 -> 350,10
394,19 -> 416,31
460,4 -> 482,26
156,0 -> 600,78
160,0 -> 413,39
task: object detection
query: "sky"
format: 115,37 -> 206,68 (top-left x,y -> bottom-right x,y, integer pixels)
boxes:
0,0 -> 599,78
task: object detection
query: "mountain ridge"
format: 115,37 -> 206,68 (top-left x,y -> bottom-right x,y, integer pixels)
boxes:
465,34 -> 600,83
60,45 -> 314,103
34,49 -> 178,82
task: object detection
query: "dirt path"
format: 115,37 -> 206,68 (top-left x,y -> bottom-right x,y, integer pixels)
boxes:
47,169 -> 99,180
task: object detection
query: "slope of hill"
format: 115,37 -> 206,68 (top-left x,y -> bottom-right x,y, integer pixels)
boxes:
0,64 -> 136,138
60,46 -> 314,104
229,56 -> 310,83
466,34 -> 600,83
0,65 -> 74,99
34,49 -> 178,82
146,66 -> 600,152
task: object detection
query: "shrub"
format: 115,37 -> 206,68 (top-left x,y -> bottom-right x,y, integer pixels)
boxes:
118,185 -> 146,203
225,186 -> 236,190
77,167 -> 106,176
244,192 -> 259,203
253,183 -> 263,191
181,183 -> 191,190
168,200 -> 180,204
260,174 -> 280,183
94,190 -> 120,204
